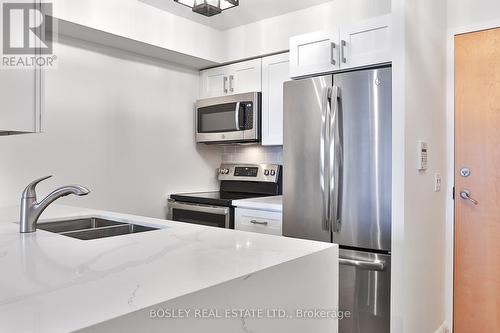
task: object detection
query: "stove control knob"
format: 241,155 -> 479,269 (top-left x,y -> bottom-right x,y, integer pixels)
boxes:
264,170 -> 270,176
224,169 -> 230,174
270,170 -> 276,176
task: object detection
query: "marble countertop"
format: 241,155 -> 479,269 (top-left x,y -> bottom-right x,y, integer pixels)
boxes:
233,196 -> 283,212
0,204 -> 331,333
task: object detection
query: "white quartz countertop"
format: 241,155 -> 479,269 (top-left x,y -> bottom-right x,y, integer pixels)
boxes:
232,196 -> 283,212
0,204 -> 331,333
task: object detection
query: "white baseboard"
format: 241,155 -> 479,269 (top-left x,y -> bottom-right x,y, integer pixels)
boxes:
434,321 -> 449,333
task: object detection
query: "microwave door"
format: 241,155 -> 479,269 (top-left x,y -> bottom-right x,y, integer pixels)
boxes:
196,102 -> 243,143
195,92 -> 261,144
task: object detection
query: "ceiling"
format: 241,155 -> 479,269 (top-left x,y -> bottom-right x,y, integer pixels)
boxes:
139,0 -> 334,30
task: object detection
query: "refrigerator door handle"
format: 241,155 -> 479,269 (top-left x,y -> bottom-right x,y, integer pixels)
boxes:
330,86 -> 343,233
339,258 -> 385,271
321,86 -> 332,231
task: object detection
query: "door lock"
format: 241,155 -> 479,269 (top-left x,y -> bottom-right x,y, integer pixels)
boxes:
460,167 -> 471,177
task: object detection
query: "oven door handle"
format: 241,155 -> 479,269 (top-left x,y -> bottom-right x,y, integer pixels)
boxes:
168,201 -> 230,215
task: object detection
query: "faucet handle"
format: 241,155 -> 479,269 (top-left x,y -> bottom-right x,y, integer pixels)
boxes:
22,176 -> 53,199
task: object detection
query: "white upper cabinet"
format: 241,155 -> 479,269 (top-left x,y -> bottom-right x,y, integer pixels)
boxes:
227,58 -> 262,95
200,58 -> 262,99
200,67 -> 229,99
290,30 -> 340,78
199,54 -> 287,146
339,14 -> 391,69
261,53 -> 289,146
0,0 -> 44,135
0,69 -> 42,134
289,14 -> 391,78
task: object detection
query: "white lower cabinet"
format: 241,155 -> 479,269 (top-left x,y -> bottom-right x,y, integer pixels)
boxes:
261,53 -> 289,146
235,208 -> 282,236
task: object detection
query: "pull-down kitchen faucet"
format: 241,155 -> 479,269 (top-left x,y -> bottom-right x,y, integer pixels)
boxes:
20,176 -> 90,233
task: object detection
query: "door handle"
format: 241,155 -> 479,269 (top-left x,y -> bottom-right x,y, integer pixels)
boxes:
330,42 -> 337,65
223,76 -> 228,93
339,258 -> 385,271
250,220 -> 268,226
460,189 -> 478,205
234,102 -> 241,130
340,40 -> 347,64
229,75 -> 234,93
321,87 -> 332,232
330,86 -> 342,233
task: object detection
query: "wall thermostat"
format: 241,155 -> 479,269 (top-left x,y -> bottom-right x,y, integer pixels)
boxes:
417,141 -> 428,171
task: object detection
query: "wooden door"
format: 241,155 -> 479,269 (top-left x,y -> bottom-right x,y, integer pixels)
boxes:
454,28 -> 500,333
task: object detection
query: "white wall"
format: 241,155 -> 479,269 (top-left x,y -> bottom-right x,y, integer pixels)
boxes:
52,0 -> 391,66
0,37 -> 221,218
391,0 -> 448,332
448,0 -> 500,29
222,146 -> 283,165
221,0 -> 391,61
52,0 -> 224,64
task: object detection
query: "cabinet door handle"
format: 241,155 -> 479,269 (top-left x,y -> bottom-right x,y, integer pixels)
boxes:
250,220 -> 269,226
229,75 -> 234,93
330,42 -> 337,65
341,40 -> 347,64
223,76 -> 228,93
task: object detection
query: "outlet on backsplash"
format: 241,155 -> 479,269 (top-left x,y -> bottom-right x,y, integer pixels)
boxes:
222,146 -> 283,165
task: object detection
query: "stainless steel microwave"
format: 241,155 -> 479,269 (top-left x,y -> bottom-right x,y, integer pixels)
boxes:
195,92 -> 261,144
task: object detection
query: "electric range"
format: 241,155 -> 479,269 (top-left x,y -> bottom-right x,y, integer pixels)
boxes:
168,164 -> 282,229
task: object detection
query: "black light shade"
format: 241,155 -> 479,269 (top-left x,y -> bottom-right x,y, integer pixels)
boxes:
174,0 -> 239,17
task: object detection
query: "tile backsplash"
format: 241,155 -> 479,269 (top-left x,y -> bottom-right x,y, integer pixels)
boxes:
222,146 -> 283,165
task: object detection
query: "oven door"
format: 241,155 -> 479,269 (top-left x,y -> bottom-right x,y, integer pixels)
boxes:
167,201 -> 232,229
196,92 -> 260,144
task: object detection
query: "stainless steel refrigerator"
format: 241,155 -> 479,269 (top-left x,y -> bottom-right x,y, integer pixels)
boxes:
283,67 -> 392,333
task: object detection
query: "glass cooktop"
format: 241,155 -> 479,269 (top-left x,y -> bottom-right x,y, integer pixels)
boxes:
170,191 -> 265,207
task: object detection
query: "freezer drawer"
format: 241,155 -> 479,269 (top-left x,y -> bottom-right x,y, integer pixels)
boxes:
339,249 -> 391,333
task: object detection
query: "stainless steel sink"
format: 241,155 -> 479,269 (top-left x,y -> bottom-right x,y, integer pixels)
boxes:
38,217 -> 160,240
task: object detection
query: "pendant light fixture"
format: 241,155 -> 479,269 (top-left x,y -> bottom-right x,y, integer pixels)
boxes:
174,0 -> 239,17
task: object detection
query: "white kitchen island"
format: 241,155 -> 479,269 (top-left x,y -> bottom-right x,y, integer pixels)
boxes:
0,205 -> 338,333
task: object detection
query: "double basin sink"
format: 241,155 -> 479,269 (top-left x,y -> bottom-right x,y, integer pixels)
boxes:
38,217 -> 160,240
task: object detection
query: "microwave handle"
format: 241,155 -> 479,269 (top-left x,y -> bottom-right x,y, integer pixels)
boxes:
234,102 -> 241,130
